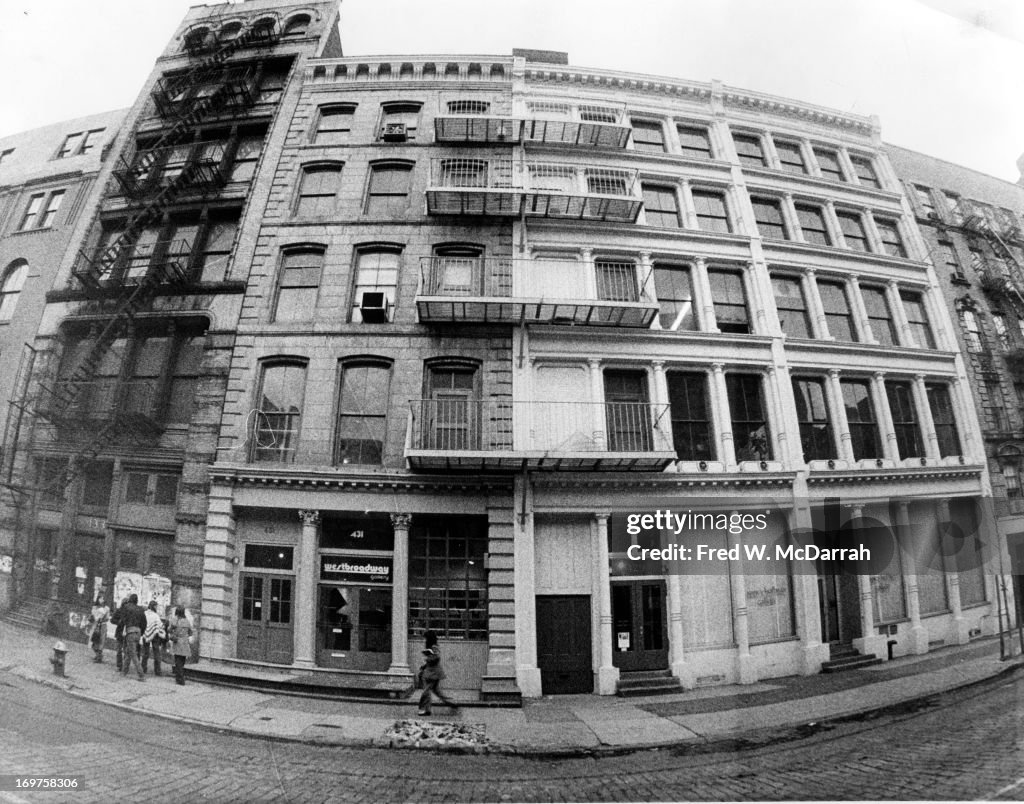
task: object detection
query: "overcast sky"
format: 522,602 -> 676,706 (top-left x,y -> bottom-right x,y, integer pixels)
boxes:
1,0 -> 1022,183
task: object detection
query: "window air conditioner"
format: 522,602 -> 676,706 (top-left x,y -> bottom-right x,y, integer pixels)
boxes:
359,291 -> 390,323
382,122 -> 408,142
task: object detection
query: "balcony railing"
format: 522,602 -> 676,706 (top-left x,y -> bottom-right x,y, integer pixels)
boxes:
152,65 -> 258,120
417,256 -> 658,327
73,238 -> 192,292
433,115 -> 630,148
37,379 -> 164,441
113,143 -> 227,199
426,159 -> 641,222
406,399 -> 674,471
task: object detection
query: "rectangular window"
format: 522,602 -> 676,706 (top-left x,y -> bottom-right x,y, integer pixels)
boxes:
1005,464 -> 1021,499
653,264 -> 696,331
885,380 -> 922,459
253,363 -> 306,462
336,362 -> 391,465
733,133 -> 766,168
295,165 -> 341,217
57,132 -> 84,158
914,185 -> 936,217
944,192 -> 963,224
197,217 -> 238,283
167,334 -> 203,424
938,242 -> 961,277
708,269 -> 749,334
81,462 -> 114,508
1015,382 -> 1024,412
926,384 -> 960,457
874,218 -> 907,258
727,374 -> 772,461
850,155 -> 880,188
841,379 -> 880,460
774,140 -> 806,174
795,203 -> 831,246
39,190 -> 65,228
667,372 -> 713,461
18,193 -> 45,231
603,370 -> 653,452
900,290 -> 935,348
642,184 -> 680,228
631,120 -> 666,153
771,275 -> 811,338
818,280 -> 856,341
692,189 -> 731,233
861,286 -> 897,346
275,249 -> 323,322
227,135 -> 262,183
594,260 -> 638,302
987,380 -> 1009,431
380,103 -> 420,142
961,310 -> 984,352
836,210 -> 869,251
677,125 -> 713,159
352,250 -> 399,323
992,314 -> 1009,351
365,164 -> 412,216
79,129 -> 104,155
792,377 -> 834,461
313,104 -> 354,145
813,147 -> 844,181
751,197 -> 787,240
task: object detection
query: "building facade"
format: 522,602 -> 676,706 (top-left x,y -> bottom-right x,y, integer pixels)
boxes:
0,1 -> 1017,699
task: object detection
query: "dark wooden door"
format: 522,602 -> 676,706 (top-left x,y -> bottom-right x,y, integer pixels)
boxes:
611,580 -> 669,671
536,595 -> 592,694
237,573 -> 294,664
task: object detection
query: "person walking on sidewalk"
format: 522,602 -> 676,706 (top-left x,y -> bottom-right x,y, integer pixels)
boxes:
120,594 -> 146,681
109,597 -> 129,671
169,606 -> 192,686
417,646 -> 458,716
86,594 -> 110,663
141,601 -> 166,676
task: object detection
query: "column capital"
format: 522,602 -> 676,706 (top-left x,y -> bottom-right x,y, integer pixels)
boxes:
694,255 -> 707,268
711,361 -> 725,375
887,278 -> 900,290
594,511 -> 611,523
848,274 -> 862,288
913,372 -> 927,383
580,247 -> 594,257
828,368 -> 841,380
587,357 -> 602,369
873,370 -> 886,382
805,266 -> 817,277
390,512 -> 412,530
298,509 -> 320,525
651,359 -> 666,371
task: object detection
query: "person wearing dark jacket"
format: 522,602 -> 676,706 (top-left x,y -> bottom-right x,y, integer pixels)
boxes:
417,646 -> 458,716
109,597 -> 129,671
120,594 -> 147,681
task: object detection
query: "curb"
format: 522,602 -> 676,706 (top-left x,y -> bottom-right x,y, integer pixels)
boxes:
5,658 -> 1022,758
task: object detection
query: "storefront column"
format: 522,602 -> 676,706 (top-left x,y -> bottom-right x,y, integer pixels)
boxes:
594,512 -> 618,694
728,517 -> 756,684
938,500 -> 970,644
897,502 -> 928,654
791,504 -> 830,674
294,509 -> 319,668
850,505 -> 887,660
388,513 -> 411,675
666,573 -> 692,688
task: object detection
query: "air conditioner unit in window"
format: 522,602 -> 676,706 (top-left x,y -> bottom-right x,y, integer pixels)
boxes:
381,122 -> 408,142
359,291 -> 390,322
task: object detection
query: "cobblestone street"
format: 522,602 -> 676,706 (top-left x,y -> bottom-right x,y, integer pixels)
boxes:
1,668 -> 1022,802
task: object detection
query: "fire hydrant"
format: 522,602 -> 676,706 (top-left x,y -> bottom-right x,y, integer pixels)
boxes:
50,641 -> 68,677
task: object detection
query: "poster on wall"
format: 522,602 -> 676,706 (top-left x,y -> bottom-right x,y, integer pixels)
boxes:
141,574 -> 172,614
113,571 -> 143,604
0,555 -> 12,574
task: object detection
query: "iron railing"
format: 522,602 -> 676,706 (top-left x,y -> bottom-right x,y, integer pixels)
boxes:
113,143 -> 227,198
73,238 -> 193,291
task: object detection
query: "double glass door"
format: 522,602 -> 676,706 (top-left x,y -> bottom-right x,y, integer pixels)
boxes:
611,580 -> 668,671
316,585 -> 392,670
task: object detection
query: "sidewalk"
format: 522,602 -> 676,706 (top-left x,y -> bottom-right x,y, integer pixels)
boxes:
2,620 -> 1021,756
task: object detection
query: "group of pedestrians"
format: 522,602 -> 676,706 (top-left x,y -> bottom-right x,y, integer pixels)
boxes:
86,593 -> 193,685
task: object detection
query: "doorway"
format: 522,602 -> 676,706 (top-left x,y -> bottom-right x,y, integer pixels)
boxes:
610,580 -> 668,671
316,585 -> 391,670
237,573 -> 294,664
536,595 -> 592,693
817,570 -> 861,645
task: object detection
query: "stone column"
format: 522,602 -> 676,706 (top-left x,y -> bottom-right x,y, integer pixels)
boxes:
804,269 -> 831,340
667,573 -> 692,687
594,513 -> 619,694
871,372 -> 898,461
728,518 -> 756,683
887,280 -> 914,347
711,363 -> 736,469
294,509 -> 320,668
637,251 -> 654,304
913,374 -> 940,461
581,247 -> 596,300
679,178 -> 697,228
862,209 -> 885,254
651,361 -> 672,456
765,364 -> 787,464
791,504 -> 830,674
896,502 -> 928,654
850,505 -> 887,659
513,484 -> 542,696
848,276 -> 876,344
781,192 -> 800,241
692,257 -> 717,332
588,358 -> 606,451
948,377 -> 976,462
388,513 -> 411,675
823,200 -> 842,248
827,369 -> 854,463
938,499 -> 970,644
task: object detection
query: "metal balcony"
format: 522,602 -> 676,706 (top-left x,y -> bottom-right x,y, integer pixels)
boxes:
434,116 -> 521,144
522,101 -> 631,148
406,399 -> 674,472
417,257 -> 658,327
426,158 -> 523,216
152,65 -> 258,120
37,379 -> 164,441
73,238 -> 192,293
112,143 -> 227,199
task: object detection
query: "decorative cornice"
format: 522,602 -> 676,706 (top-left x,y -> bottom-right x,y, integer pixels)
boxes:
209,464 -> 512,493
806,466 -> 983,485
531,473 -> 794,491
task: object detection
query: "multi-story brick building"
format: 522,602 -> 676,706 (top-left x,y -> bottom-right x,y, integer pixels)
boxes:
0,1 -> 1015,699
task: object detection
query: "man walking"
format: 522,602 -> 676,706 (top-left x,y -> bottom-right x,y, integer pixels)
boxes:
120,594 -> 146,681
417,646 -> 458,716
141,601 -> 166,676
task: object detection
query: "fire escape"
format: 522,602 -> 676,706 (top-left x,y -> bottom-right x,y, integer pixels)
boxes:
960,200 -> 1024,307
1,21 -> 278,504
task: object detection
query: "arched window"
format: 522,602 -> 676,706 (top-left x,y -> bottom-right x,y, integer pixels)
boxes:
252,359 -> 308,463
274,246 -> 324,322
0,260 -> 28,321
218,21 -> 242,43
352,246 -> 401,322
282,14 -> 310,37
183,27 -> 212,54
295,163 -> 342,217
336,358 -> 392,465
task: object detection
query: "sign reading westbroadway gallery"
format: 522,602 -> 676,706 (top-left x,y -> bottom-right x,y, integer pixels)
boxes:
319,555 -> 392,584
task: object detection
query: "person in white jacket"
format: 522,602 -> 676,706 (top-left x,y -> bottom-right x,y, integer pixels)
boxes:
141,601 -> 166,676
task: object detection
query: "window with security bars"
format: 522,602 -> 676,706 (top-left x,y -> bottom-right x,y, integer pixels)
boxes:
726,374 -> 772,461
926,384 -> 960,457
709,269 -> 749,334
885,381 -> 922,459
579,105 -> 618,123
751,197 -> 787,240
692,189 -> 730,233
447,100 -> 490,115
252,362 -> 306,462
595,261 -> 638,302
336,360 -> 391,465
874,217 -> 907,258
642,184 -> 680,228
409,516 -> 488,640
861,286 -> 897,346
850,155 -> 880,188
586,170 -> 628,196
677,125 -> 713,159
774,140 -> 807,174
653,264 -> 696,330
795,203 -> 831,246
814,147 -> 844,182
441,158 -> 488,187
603,371 -> 653,452
836,210 -> 869,251
733,132 -> 766,167
667,372 -> 713,461
771,275 -> 811,338
631,120 -> 666,153
792,377 -> 835,461
841,379 -> 880,460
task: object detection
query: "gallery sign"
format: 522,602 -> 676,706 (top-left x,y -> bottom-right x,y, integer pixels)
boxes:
319,555 -> 392,584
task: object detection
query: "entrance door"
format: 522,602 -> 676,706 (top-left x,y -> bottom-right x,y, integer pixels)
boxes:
611,580 -> 668,671
536,595 -> 592,693
817,570 -> 861,645
237,573 -> 294,664
316,585 -> 391,670
31,529 -> 57,598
